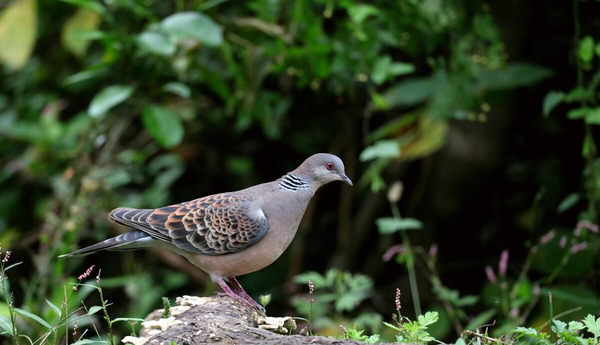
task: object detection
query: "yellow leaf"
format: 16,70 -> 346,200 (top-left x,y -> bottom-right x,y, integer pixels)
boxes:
61,8 -> 101,58
0,0 -> 37,70
400,118 -> 448,161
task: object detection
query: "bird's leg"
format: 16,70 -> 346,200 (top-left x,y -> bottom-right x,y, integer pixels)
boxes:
227,277 -> 265,311
215,279 -> 259,310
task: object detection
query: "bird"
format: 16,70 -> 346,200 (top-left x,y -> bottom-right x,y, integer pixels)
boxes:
60,153 -> 352,310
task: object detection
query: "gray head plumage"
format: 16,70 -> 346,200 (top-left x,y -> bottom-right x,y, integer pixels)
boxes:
293,153 -> 352,186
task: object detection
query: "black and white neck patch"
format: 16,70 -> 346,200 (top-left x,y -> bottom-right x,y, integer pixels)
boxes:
278,174 -> 310,192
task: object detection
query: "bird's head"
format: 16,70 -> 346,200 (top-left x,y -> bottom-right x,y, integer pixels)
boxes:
295,153 -> 353,186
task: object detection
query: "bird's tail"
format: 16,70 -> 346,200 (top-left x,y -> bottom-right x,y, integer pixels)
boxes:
58,230 -> 155,258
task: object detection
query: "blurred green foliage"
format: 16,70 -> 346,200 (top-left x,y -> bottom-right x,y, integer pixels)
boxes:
0,0 -> 598,343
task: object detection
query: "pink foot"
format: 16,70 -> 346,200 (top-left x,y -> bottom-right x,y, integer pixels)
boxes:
228,277 -> 265,311
216,280 -> 264,312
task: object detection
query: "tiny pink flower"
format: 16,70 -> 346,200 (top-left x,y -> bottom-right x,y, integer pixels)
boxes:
339,324 -> 349,339
570,242 -> 588,254
533,284 -> 540,297
539,230 -> 555,245
395,288 -> 401,311
78,265 -> 95,281
498,250 -> 509,276
382,244 -> 404,262
509,308 -> 519,318
575,220 -> 599,236
2,251 -> 11,263
559,235 -> 567,248
429,244 -> 438,257
485,266 -> 497,284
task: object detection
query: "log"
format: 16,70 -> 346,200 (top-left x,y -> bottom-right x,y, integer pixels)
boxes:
122,295 -> 401,345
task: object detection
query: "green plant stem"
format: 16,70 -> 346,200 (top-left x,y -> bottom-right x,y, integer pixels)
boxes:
548,292 -> 554,344
546,251 -> 572,284
391,203 -> 421,316
98,287 -> 115,345
308,299 -> 313,336
0,262 -> 19,345
417,249 -> 462,335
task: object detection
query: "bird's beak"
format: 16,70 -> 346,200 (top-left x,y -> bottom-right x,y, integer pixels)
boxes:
338,173 -> 353,186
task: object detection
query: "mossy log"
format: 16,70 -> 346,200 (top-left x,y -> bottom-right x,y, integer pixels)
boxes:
122,295 -> 404,345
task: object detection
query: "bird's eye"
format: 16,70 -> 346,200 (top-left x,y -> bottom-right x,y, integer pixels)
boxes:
325,162 -> 334,170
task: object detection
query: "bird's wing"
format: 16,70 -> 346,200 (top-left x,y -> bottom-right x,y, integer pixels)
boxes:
108,191 -> 269,255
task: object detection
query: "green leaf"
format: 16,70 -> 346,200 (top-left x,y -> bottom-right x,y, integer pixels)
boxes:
71,340 -> 110,345
543,91 -> 564,117
379,77 -> 432,110
161,12 -> 223,47
142,105 -> 184,148
565,87 -> 593,103
558,193 -> 580,213
88,85 -> 135,117
578,35 -> 594,63
87,306 -> 103,316
60,0 -> 106,15
137,31 -> 176,56
45,299 -> 61,317
583,314 -> 600,338
14,308 -> 51,329
376,217 -> 423,234
359,140 -> 400,161
61,8 -> 101,57
455,338 -> 467,345
465,309 -> 496,331
111,317 -> 145,323
162,82 -> 191,98
4,261 -> 22,271
417,311 -> 439,327
371,55 -> 415,85
347,4 -> 379,24
477,63 -> 552,90
0,0 -> 37,70
567,107 -> 591,120
0,317 -> 13,335
584,108 -> 600,125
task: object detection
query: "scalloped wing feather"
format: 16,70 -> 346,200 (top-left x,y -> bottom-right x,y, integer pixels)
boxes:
108,191 -> 269,255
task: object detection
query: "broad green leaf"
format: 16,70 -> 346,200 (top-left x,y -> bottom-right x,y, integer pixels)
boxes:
359,140 -> 400,161
376,217 -> 422,234
565,87 -> 593,103
162,82 -> 191,98
567,107 -> 591,120
88,85 -> 135,117
578,36 -> 594,63
379,77 -> 432,110
60,0 -> 106,15
584,108 -> 600,125
543,91 -> 564,117
137,31 -> 176,56
583,314 -> 600,338
142,105 -> 184,148
0,0 -> 37,70
477,63 -> 552,91
14,308 -> 51,329
0,317 -> 12,335
161,12 -> 223,47
45,299 -> 61,317
371,55 -> 415,85
455,338 -> 467,345
417,311 -> 439,327
347,4 -> 379,23
558,193 -> 580,213
61,8 -> 101,57
87,306 -> 103,316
